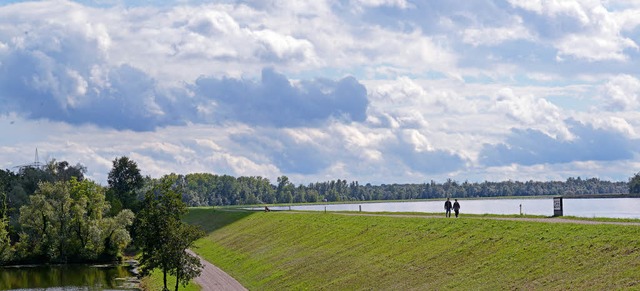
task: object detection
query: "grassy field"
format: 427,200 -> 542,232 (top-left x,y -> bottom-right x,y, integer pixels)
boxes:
184,208 -> 640,290
140,269 -> 201,291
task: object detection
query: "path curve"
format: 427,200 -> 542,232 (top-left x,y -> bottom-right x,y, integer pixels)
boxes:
187,249 -> 247,291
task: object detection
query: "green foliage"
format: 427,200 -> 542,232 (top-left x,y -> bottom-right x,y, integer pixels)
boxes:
136,176 -> 204,291
0,193 -> 11,265
14,179 -> 133,263
168,174 -> 629,207
185,209 -> 640,290
629,172 -> 640,194
45,159 -> 87,182
276,176 -> 294,204
107,156 -> 144,213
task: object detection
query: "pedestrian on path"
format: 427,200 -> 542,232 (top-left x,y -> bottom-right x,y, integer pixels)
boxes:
453,199 -> 461,218
444,198 -> 452,218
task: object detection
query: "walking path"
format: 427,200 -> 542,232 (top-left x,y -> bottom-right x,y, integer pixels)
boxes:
186,249 -> 247,291
333,212 -> 640,225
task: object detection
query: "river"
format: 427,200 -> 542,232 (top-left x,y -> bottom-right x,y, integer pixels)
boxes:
258,197 -> 640,219
0,264 -> 137,290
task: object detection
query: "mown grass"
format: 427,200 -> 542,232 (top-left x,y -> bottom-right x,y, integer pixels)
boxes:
185,208 -> 640,290
140,269 -> 201,291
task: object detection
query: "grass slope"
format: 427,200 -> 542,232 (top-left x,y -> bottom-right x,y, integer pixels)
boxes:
140,270 -> 201,291
185,209 -> 640,290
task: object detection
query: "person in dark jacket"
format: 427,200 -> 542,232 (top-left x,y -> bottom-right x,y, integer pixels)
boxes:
453,199 -> 461,218
444,198 -> 452,217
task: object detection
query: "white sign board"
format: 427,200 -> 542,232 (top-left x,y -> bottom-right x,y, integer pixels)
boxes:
553,198 -> 562,211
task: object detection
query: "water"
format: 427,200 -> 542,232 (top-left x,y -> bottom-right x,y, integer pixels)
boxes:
257,197 -> 640,219
0,264 -> 137,290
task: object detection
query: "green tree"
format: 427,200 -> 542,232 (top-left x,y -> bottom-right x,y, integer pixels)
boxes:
630,172 -> 640,194
0,192 -> 11,265
18,181 -> 67,262
136,177 -> 204,291
107,156 -> 144,214
16,179 -> 133,263
45,160 -> 87,182
169,222 -> 204,291
276,176 -> 294,203
100,208 -> 135,260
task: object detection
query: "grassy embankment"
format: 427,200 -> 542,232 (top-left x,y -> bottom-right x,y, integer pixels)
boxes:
184,208 -> 640,290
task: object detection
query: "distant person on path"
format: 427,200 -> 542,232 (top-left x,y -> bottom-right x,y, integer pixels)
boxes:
444,198 -> 452,217
453,199 -> 461,218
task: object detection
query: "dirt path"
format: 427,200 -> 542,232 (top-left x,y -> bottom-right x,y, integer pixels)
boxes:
331,212 -> 640,226
187,250 -> 247,291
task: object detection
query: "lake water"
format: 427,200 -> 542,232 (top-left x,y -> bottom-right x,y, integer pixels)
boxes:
260,197 -> 640,219
0,264 -> 137,290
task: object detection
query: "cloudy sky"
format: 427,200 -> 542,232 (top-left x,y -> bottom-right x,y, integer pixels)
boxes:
1,0 -> 640,185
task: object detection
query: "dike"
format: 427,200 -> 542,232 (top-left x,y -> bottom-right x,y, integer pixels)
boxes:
184,208 -> 640,290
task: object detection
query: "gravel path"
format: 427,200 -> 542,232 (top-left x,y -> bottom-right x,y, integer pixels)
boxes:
186,249 -> 247,291
333,212 -> 640,225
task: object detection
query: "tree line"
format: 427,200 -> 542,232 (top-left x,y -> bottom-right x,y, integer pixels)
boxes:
170,173 -> 630,206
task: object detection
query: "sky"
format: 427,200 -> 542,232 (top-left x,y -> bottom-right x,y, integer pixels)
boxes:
1,0 -> 639,186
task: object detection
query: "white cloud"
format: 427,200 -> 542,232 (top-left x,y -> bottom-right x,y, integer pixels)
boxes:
509,0 -> 639,61
601,74 -> 640,111
352,0 -> 412,9
1,0 -> 640,186
492,88 -> 572,140
590,116 -> 637,137
462,16 -> 535,46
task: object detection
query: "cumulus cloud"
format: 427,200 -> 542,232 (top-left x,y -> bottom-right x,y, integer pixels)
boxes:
389,129 -> 466,174
600,74 -> 640,111
0,3 -> 369,131
480,120 -> 638,167
3,0 -> 640,185
193,68 -> 368,127
508,0 -> 639,61
491,88 -> 571,139
462,16 -> 536,46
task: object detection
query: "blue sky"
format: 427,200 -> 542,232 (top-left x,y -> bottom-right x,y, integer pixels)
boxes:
1,0 -> 639,185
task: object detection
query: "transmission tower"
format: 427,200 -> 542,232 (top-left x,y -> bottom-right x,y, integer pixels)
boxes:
14,148 -> 42,170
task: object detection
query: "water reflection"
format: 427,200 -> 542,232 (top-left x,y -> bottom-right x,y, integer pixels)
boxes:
0,264 -> 135,290
256,197 -> 640,219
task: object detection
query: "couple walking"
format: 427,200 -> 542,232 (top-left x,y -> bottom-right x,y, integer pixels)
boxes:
444,198 -> 460,218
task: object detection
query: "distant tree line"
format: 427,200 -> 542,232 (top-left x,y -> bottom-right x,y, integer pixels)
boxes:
165,173 -> 630,207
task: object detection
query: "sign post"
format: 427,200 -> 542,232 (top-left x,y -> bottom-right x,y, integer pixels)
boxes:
553,197 -> 563,217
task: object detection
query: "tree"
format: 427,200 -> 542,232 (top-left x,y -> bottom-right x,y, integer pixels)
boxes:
168,222 -> 204,291
16,179 -> 133,263
0,192 -> 11,265
276,176 -> 294,203
136,177 -> 204,291
45,159 -> 87,182
107,157 -> 144,213
630,172 -> 640,194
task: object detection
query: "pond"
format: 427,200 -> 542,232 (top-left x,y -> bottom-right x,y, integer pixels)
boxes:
258,197 -> 640,219
0,264 -> 137,290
